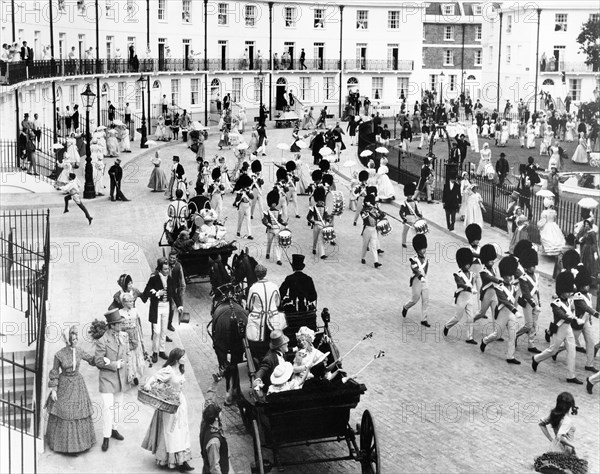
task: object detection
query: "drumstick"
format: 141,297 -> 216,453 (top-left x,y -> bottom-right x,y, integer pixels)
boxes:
380,210 -> 405,224
325,332 -> 373,371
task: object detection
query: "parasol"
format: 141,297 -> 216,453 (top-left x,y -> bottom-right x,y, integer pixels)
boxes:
237,142 -> 249,150
190,121 -> 202,131
277,142 -> 290,158
319,147 -> 333,156
95,125 -> 107,131
360,149 -> 373,158
296,139 -> 308,149
145,140 -> 158,147
343,160 -> 358,168
535,189 -> 555,198
375,146 -> 389,154
112,119 -> 124,126
578,197 -> 599,209
52,143 -> 65,151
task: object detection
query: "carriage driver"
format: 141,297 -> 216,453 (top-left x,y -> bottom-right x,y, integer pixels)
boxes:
279,254 -> 318,313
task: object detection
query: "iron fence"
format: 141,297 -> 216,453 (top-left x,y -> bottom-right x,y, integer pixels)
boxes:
0,388 -> 38,474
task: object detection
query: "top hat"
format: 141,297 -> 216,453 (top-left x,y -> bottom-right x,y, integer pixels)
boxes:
291,254 -> 305,270
104,308 -> 125,325
269,330 -> 289,350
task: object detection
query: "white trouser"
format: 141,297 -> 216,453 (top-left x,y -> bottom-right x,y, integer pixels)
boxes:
312,223 -> 324,258
483,307 -> 518,359
353,196 -> 364,224
278,198 -> 289,223
403,277 -> 429,321
475,288 -> 498,320
152,302 -> 170,354
445,291 -> 475,340
590,371 -> 600,385
516,302 -> 540,348
237,202 -> 252,236
288,189 -> 299,217
573,321 -> 596,366
361,226 -> 379,263
101,392 -> 124,438
251,192 -> 264,218
401,216 -> 416,245
266,229 -> 282,262
534,323 -> 576,379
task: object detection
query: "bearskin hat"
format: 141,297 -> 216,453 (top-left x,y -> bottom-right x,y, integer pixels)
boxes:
312,169 -> 323,183
520,248 -> 539,268
211,167 -> 221,181
404,181 -> 417,197
286,160 -> 296,172
312,186 -> 326,203
366,186 -> 378,197
498,256 -> 519,277
562,249 -> 581,270
358,170 -> 369,182
319,160 -> 331,172
575,267 -> 592,289
512,239 -> 533,261
234,173 -> 252,191
322,174 -> 334,186
479,244 -> 497,263
456,248 -> 473,268
276,167 -> 288,182
413,233 -> 428,252
556,271 -> 576,295
465,223 -> 482,243
251,159 -> 262,173
267,189 -> 280,207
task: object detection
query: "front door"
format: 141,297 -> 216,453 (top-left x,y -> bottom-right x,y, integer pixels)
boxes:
285,42 -> 295,70
183,41 -> 190,70
388,45 -> 398,70
276,79 -> 287,110
315,43 -> 324,70
219,41 -> 227,70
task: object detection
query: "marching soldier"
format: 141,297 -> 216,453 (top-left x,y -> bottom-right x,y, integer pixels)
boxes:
262,189 -> 287,265
402,233 -> 429,326
307,186 -> 331,260
352,170 -> 369,226
399,181 -> 422,248
571,268 -> 600,373
532,271 -> 583,384
234,174 -> 255,240
360,194 -> 383,269
473,244 -> 501,322
275,167 -> 290,222
285,160 -> 301,219
515,248 -> 542,353
250,159 -> 265,219
444,248 -> 477,344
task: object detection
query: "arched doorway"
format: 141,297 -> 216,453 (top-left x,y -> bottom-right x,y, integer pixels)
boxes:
275,77 -> 287,111
210,78 -> 221,114
347,77 -> 359,93
151,80 -> 162,116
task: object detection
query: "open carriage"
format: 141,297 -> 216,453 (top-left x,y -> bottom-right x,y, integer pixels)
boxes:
237,309 -> 380,474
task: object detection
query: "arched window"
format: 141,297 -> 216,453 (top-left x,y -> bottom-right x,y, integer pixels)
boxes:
211,78 -> 220,87
542,79 -> 554,86
101,83 -> 109,93
152,80 -> 161,89
347,77 -> 358,92
467,75 -> 476,80
276,77 -> 287,85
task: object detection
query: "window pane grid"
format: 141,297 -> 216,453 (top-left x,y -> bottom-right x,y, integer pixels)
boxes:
232,78 -> 242,102
218,3 -> 228,24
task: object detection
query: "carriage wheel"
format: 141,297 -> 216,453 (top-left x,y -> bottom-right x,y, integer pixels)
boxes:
360,410 -> 380,474
251,419 -> 265,474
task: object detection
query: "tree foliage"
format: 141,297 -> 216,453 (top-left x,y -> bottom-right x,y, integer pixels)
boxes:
576,18 -> 600,71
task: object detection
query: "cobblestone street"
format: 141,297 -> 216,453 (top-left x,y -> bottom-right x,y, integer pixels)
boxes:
34,124 -> 599,474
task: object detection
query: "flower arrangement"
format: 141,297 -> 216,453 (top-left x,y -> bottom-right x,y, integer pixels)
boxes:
144,381 -> 181,405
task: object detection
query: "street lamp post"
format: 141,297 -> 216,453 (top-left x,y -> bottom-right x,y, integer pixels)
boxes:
137,74 -> 148,148
258,65 -> 264,125
81,84 -> 96,199
439,71 -> 445,107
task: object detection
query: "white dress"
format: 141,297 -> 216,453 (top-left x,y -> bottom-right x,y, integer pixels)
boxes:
509,121 -> 519,138
526,126 -> 536,149
91,144 -> 105,194
119,127 -> 131,152
499,124 -> 509,145
468,123 -> 480,152
565,121 -> 575,142
65,137 -> 80,165
538,209 -> 566,256
458,179 -> 470,218
464,191 -> 484,229
376,165 -> 395,200
572,137 -> 589,164
476,148 -> 492,176
106,130 -> 119,157
141,366 -> 191,467
547,145 -> 561,171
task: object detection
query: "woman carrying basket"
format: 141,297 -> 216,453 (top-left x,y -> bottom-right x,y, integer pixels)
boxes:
142,348 -> 194,472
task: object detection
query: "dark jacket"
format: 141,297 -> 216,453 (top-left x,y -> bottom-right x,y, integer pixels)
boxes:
108,163 -> 123,183
279,271 -> 318,313
142,272 -> 183,324
496,157 -> 509,175
255,348 -> 288,388
442,180 -> 461,211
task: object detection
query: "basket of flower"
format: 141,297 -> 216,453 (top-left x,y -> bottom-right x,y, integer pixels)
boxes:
138,381 -> 181,414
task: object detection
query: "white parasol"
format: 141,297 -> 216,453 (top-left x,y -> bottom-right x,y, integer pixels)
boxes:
277,142 -> 290,158
535,189 -> 555,198
343,160 -> 358,168
319,147 -> 333,156
145,140 -> 158,147
360,149 -> 373,158
190,121 -> 202,131
578,197 -> 599,209
95,125 -> 107,131
112,119 -> 125,126
237,142 -> 249,150
296,139 -> 308,149
52,143 -> 65,151
375,146 -> 389,154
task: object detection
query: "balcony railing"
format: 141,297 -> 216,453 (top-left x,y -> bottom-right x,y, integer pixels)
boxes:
1,57 -> 414,86
539,60 -> 597,73
344,59 -> 414,71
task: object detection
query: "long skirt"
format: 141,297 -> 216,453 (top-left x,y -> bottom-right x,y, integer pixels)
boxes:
148,166 -> 168,191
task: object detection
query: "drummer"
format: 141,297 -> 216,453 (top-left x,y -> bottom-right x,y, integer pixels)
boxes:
352,170 -> 369,227
307,186 -> 332,260
285,160 -> 301,219
399,181 -> 423,249
262,189 -> 287,265
322,174 -> 338,246
360,194 -> 383,269
275,168 -> 290,222
279,254 -> 318,313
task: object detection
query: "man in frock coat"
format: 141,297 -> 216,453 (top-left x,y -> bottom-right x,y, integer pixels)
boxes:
442,173 -> 462,231
95,309 -> 134,451
252,331 -> 290,393
279,254 -> 318,313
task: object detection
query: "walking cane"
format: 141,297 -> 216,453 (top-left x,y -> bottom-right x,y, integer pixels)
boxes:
341,350 -> 385,383
325,332 -> 373,372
